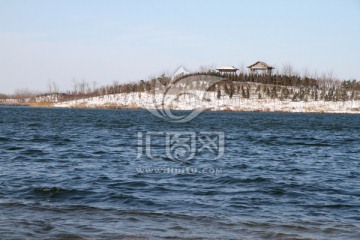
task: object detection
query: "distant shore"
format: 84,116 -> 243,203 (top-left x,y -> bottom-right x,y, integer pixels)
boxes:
2,96 -> 360,114
2,77 -> 360,114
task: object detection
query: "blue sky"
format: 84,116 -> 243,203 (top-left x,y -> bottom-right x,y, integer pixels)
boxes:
0,0 -> 359,93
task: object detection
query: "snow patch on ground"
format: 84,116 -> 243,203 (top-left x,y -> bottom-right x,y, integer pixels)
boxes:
52,91 -> 360,114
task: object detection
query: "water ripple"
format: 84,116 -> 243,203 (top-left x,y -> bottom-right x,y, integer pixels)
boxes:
0,107 -> 359,239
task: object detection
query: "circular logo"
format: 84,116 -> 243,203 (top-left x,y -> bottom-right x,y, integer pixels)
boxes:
143,71 -> 226,123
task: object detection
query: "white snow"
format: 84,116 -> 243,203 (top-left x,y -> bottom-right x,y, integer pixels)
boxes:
52,90 -> 360,114
2,82 -> 359,114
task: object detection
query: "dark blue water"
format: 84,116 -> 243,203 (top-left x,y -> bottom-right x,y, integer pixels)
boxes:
1,107 -> 360,239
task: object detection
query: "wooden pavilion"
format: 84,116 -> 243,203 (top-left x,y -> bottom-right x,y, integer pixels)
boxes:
216,66 -> 239,74
247,61 -> 274,75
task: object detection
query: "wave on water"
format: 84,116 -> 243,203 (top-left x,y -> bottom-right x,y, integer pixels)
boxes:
1,108 -> 360,239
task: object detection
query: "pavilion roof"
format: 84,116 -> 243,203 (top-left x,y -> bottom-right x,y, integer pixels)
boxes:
247,61 -> 274,70
216,66 -> 239,71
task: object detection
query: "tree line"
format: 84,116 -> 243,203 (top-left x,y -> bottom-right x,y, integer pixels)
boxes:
1,68 -> 360,103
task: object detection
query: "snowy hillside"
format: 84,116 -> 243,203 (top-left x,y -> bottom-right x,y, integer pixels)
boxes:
52,81 -> 360,114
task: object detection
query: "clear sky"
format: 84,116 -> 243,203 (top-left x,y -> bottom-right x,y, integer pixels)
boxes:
0,0 -> 359,94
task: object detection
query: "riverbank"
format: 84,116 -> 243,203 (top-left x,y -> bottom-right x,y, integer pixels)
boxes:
3,93 -> 359,114
2,80 -> 360,114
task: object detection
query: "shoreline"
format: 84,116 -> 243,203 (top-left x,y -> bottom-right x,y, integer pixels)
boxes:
2,102 -> 360,115
2,80 -> 360,115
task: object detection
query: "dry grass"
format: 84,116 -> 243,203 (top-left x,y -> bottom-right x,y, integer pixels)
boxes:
28,102 -> 53,107
70,103 -> 89,108
62,103 -> 143,110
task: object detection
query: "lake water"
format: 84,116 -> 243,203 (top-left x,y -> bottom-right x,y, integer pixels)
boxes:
0,106 -> 360,239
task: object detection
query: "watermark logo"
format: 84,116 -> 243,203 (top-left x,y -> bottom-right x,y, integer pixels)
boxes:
142,68 -> 226,123
136,68 -> 227,174
135,167 -> 223,175
137,131 -> 224,163
166,132 -> 196,162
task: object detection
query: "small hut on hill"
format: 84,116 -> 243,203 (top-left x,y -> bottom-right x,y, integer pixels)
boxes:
247,61 -> 274,75
216,66 -> 238,74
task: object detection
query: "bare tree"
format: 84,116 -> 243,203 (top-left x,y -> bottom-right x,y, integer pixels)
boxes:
92,81 -> 97,93
301,68 -> 310,79
47,80 -> 59,94
0,92 -> 8,99
47,80 -> 53,93
282,64 -> 294,76
238,63 -> 245,74
13,88 -> 37,99
79,79 -> 86,94
72,79 -> 78,94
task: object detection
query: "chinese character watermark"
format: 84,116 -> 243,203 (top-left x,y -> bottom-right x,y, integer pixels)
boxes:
135,68 -> 227,172
137,131 -> 224,163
